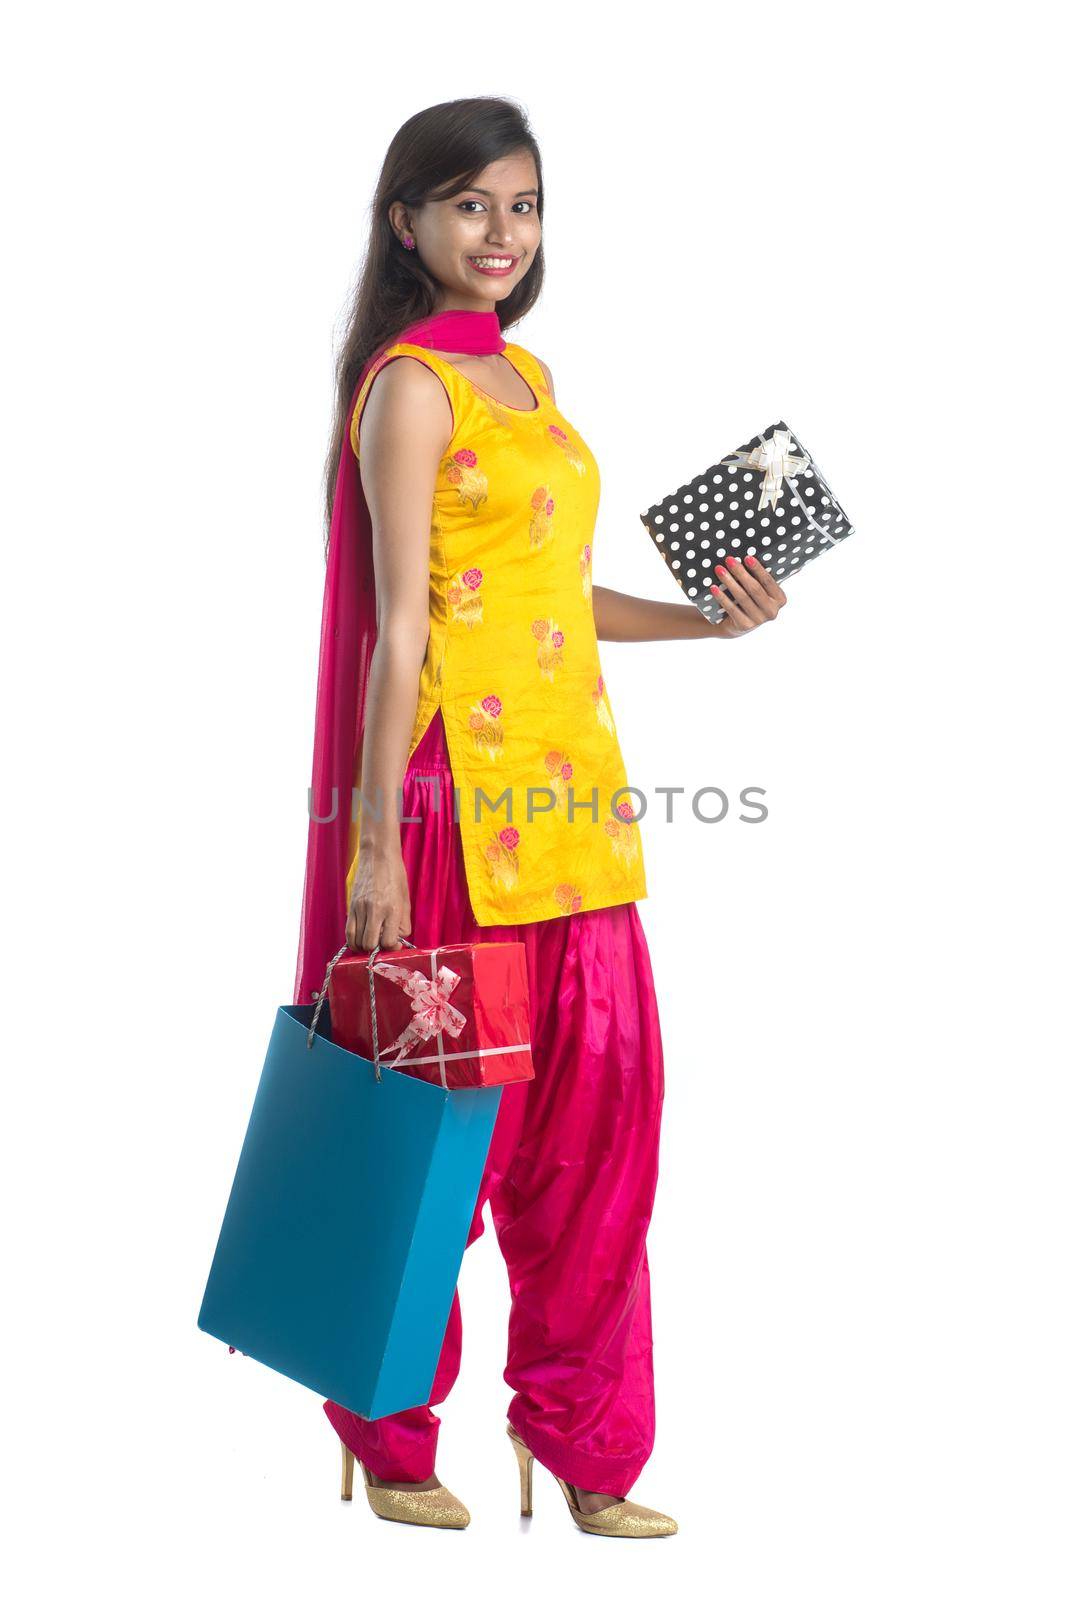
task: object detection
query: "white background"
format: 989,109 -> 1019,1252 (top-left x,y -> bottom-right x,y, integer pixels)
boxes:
4,2 -> 1064,1595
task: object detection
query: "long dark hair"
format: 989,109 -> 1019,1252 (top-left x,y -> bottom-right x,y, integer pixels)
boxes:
322,96 -> 545,556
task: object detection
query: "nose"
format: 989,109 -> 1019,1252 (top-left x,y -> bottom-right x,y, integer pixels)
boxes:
484,208 -> 518,249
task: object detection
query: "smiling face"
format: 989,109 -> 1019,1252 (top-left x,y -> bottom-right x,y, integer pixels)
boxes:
390,150 -> 542,311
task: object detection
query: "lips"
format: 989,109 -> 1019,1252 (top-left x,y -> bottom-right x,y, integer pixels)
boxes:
467,255 -> 519,275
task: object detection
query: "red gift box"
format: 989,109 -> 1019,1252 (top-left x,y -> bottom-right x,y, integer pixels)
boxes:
327,941 -> 534,1090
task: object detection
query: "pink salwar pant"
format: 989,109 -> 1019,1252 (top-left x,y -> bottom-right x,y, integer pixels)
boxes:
323,708 -> 666,1498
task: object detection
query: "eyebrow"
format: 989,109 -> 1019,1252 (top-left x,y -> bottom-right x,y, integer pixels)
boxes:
463,187 -> 539,197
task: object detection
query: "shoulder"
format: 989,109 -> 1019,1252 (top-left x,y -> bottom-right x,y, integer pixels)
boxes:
351,345 -> 455,459
360,344 -> 456,406
507,342 -> 556,404
532,354 -> 555,403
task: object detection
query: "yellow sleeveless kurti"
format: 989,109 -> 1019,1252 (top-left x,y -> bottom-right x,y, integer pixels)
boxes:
345,339 -> 647,926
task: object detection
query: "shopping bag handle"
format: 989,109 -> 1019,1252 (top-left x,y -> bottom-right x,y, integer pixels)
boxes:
306,936 -> 418,1079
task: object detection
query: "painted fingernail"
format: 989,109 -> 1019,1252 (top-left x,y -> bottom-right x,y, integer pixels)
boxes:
715,564 -> 726,576
711,585 -> 722,595
745,554 -> 756,565
726,556 -> 738,566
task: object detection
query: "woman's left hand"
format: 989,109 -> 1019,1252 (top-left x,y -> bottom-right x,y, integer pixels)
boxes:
712,554 -> 788,637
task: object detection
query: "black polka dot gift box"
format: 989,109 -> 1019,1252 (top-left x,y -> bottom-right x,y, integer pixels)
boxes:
639,422 -> 855,625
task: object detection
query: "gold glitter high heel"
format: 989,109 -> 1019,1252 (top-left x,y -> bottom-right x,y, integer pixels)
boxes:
339,1439 -> 470,1529
505,1422 -> 677,1538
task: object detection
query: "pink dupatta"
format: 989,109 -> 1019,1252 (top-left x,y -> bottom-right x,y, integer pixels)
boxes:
292,306 -> 506,1005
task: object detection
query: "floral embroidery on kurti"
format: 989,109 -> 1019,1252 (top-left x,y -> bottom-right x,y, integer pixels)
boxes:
468,693 -> 503,759
604,802 -> 640,865
448,566 -> 484,627
531,617 -> 565,678
447,448 -> 488,509
529,485 -> 556,547
484,825 -> 520,889
554,882 -> 583,912
592,674 -> 615,734
547,423 -> 586,474
544,748 -> 574,801
579,542 -> 592,603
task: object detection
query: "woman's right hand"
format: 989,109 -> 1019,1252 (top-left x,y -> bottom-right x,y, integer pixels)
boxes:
346,840 -> 412,952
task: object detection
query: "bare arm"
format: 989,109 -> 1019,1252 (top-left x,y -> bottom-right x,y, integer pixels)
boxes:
593,556 -> 787,640
347,356 -> 452,950
592,585 -> 726,640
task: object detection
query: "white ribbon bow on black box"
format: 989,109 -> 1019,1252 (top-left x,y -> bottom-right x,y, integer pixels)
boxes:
639,421 -> 855,625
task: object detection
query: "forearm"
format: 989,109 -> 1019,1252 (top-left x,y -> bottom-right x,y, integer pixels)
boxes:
592,584 -> 723,641
356,622 -> 429,850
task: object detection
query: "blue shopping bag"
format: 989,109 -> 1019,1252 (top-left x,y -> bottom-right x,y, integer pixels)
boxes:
197,975 -> 503,1420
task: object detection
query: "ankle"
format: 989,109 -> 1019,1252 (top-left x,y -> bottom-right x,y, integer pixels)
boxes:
572,1485 -> 624,1513
367,1467 -> 442,1491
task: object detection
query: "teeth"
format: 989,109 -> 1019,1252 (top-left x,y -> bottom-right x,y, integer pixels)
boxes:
470,257 -> 513,268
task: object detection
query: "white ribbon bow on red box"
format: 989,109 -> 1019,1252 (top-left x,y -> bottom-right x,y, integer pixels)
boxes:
372,960 -> 468,1073
356,944 -> 532,1089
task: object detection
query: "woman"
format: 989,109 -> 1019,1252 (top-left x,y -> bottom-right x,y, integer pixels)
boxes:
294,96 -> 786,1538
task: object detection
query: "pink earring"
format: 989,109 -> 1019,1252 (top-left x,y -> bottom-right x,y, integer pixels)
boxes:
402,235 -> 415,251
